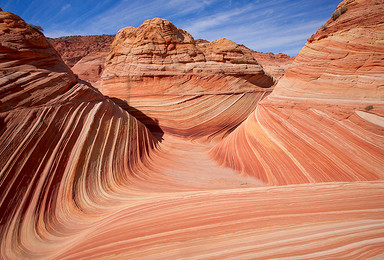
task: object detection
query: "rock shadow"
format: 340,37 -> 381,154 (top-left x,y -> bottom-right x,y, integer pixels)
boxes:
109,97 -> 164,142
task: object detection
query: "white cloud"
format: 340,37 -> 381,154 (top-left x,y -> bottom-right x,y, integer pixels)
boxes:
60,4 -> 71,13
184,6 -> 252,36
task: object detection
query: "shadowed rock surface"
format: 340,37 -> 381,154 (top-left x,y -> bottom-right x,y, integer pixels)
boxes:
49,35 -> 114,87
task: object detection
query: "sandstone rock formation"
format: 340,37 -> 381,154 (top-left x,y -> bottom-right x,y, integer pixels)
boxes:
1,0 -> 384,259
250,51 -> 293,82
48,35 -> 114,67
50,33 -> 292,88
102,19 -> 274,92
101,18 -> 274,139
49,35 -> 114,86
275,0 -> 384,101
0,10 -> 157,259
210,0 -> 384,185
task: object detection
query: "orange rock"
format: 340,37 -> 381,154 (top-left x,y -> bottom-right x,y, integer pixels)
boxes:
1,1 -> 384,259
0,10 -> 157,259
250,51 -> 293,83
102,19 -> 272,90
210,0 -> 384,184
273,0 -> 384,101
49,35 -> 114,86
101,18 -> 274,139
48,35 -> 114,67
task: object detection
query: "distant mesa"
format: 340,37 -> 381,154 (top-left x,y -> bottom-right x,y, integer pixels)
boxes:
49,35 -> 115,87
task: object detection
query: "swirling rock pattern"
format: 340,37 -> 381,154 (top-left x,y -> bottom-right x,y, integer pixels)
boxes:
0,10 -> 157,259
274,0 -> 384,101
211,0 -> 384,184
1,0 -> 384,259
101,18 -> 274,139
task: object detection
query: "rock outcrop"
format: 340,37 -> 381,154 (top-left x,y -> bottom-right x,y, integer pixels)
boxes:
101,18 -> 274,139
0,10 -> 157,259
101,19 -> 273,93
50,33 -> 292,88
48,35 -> 114,67
1,1 -> 384,259
211,0 -> 384,185
49,35 -> 114,86
250,51 -> 293,82
274,0 -> 384,101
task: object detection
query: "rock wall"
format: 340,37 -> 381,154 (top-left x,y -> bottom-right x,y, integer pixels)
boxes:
273,0 -> 384,101
0,10 -> 157,259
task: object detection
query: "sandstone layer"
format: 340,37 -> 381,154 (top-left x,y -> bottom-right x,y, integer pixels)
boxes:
273,0 -> 384,101
211,0 -> 384,185
250,51 -> 293,82
0,10 -> 157,259
101,18 -> 274,139
49,35 -> 114,86
1,0 -> 384,259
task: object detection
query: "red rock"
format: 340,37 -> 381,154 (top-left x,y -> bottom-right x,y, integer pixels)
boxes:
48,35 -> 114,67
0,10 -> 157,259
1,1 -> 384,259
102,20 -> 272,90
250,51 -> 293,83
210,0 -> 384,185
273,0 -> 384,101
48,35 -> 114,86
101,18 -> 274,139
71,51 -> 107,87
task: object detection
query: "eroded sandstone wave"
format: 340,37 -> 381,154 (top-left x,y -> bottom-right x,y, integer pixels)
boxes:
1,0 -> 384,258
210,0 -> 384,185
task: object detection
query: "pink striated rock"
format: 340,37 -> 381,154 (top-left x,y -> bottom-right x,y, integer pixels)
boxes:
0,10 -> 157,259
100,18 -> 274,139
1,1 -> 384,259
272,0 -> 384,101
210,0 -> 384,185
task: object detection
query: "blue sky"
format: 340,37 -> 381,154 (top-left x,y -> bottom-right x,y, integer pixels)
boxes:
1,0 -> 341,56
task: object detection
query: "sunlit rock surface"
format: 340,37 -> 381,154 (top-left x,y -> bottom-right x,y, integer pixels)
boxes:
211,0 -> 384,185
1,0 -> 384,259
101,18 -> 274,139
274,0 -> 384,101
